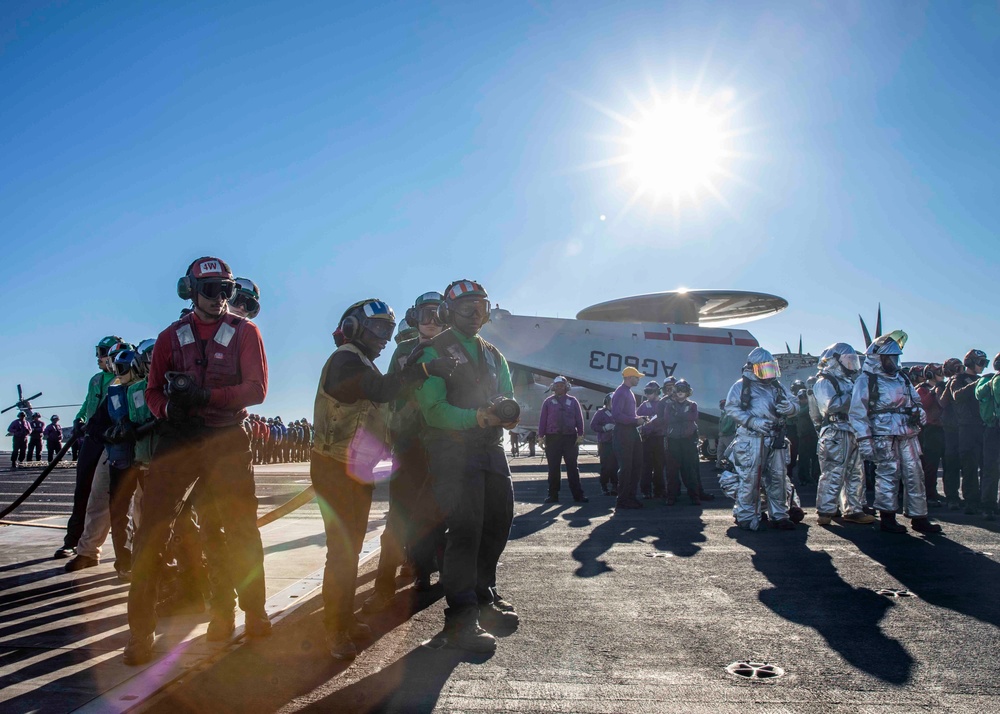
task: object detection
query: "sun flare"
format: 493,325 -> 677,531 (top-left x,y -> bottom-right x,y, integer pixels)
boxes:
626,101 -> 725,199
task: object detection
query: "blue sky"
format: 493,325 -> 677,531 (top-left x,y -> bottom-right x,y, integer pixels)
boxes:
2,0 -> 999,419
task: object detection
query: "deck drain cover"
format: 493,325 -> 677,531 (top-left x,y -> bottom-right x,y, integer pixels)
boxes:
726,661 -> 784,679
876,588 -> 915,598
644,552 -> 674,558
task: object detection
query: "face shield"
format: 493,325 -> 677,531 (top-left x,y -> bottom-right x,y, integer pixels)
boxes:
751,361 -> 781,381
838,353 -> 861,374
362,317 -> 396,341
880,354 -> 900,374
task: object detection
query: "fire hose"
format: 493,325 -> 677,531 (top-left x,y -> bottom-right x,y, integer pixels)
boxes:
0,422 -> 317,526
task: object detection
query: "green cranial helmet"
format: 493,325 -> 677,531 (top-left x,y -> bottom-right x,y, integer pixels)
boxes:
395,325 -> 419,344
232,277 -> 261,319
96,335 -> 124,358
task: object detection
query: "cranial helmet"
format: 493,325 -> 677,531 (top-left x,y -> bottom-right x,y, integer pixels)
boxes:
177,257 -> 235,302
96,335 -> 124,358
964,349 -> 988,369
335,299 -> 396,346
405,291 -> 444,328
232,277 -> 261,319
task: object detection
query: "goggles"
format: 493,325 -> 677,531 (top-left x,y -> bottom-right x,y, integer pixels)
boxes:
363,318 -> 396,341
198,280 -> 237,300
839,353 -> 861,372
231,293 -> 259,314
96,346 -> 113,358
416,305 -> 442,325
751,361 -> 781,380
452,298 -> 490,320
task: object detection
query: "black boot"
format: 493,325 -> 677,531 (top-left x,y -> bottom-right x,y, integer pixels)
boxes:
438,607 -> 497,653
879,511 -> 907,533
911,517 -> 942,534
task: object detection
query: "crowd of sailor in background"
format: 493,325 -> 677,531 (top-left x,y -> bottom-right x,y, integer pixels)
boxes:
245,415 -> 312,464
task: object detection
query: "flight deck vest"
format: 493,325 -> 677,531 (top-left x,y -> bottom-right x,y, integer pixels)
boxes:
105,382 -> 134,469
167,313 -> 248,428
312,343 -> 391,478
127,379 -> 157,465
426,329 -> 503,447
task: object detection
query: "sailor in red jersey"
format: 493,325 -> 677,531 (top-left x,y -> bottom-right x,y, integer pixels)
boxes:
124,256 -> 269,665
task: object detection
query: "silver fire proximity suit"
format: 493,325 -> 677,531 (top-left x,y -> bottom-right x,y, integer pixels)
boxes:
848,354 -> 928,518
814,355 -> 867,517
724,351 -> 798,529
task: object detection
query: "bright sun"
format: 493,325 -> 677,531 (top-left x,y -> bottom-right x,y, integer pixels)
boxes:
626,101 -> 725,199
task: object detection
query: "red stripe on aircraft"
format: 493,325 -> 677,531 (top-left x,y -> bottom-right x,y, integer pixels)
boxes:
644,331 -> 672,341
734,338 -> 759,347
672,334 -> 733,345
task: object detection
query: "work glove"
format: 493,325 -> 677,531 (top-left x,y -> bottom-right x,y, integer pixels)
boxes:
476,408 -> 502,428
424,357 -> 458,379
171,385 -> 211,409
603,423 -> 616,433
103,420 -> 137,444
746,417 -> 772,434
403,344 -> 427,368
857,437 -> 875,461
166,401 -> 193,426
776,399 -> 796,416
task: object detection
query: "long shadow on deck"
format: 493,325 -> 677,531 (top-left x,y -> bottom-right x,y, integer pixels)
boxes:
730,525 -> 913,684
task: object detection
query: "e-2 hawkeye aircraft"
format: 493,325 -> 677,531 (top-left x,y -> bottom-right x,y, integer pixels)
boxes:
480,289 -> 791,457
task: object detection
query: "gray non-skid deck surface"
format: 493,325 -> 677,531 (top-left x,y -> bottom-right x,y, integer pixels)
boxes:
141,461 -> 1000,714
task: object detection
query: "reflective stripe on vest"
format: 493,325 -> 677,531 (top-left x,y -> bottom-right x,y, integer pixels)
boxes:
167,313 -> 247,427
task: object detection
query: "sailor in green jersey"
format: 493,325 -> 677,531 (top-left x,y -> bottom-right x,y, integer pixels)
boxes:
364,292 -> 447,613
415,280 -> 518,654
57,335 -> 124,559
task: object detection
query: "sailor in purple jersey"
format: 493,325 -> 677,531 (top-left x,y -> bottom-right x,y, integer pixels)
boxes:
538,376 -> 587,503
611,367 -> 647,511
637,382 -> 667,499
590,394 -> 618,495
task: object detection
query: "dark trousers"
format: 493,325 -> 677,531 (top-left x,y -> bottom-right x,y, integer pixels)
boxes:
109,464 -> 138,571
982,425 -> 1000,513
310,452 -> 373,634
47,438 -> 63,463
796,435 -> 819,484
128,425 -> 264,638
613,425 -> 643,507
27,435 -> 42,461
639,437 -> 666,497
63,435 -> 103,548
10,435 -> 28,466
668,437 -> 701,497
373,441 -> 444,594
943,425 -> 961,502
598,441 -> 618,491
958,422 -> 984,508
544,434 -> 584,499
428,438 -> 514,611
71,438 -> 81,461
920,424 -> 945,499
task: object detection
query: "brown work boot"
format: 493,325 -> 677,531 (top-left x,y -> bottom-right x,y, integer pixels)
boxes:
123,634 -> 155,666
327,630 -> 357,660
245,612 -> 272,638
206,612 -> 236,642
841,512 -> 876,525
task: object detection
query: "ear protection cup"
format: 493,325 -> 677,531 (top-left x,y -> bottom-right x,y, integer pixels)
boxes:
177,276 -> 194,300
405,307 -> 419,328
436,301 -> 451,326
340,315 -> 360,342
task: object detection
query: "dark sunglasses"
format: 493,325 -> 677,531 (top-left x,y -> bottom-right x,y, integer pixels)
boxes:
198,280 -> 237,300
